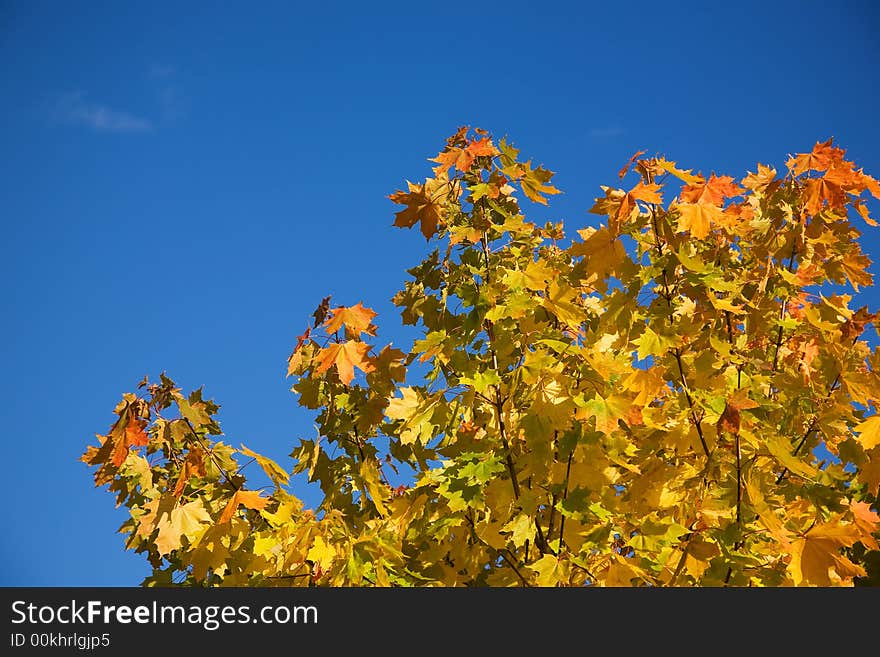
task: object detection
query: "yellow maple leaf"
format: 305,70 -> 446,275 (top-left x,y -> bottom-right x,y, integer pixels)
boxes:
674,202 -> 723,239
623,368 -> 665,406
386,387 -> 439,445
853,415 -> 880,451
789,520 -> 865,586
529,555 -> 565,586
542,281 -> 586,330
654,158 -> 702,185
570,226 -> 626,278
359,458 -> 389,516
306,535 -> 336,572
858,447 -> 880,496
155,500 -> 212,556
604,555 -> 646,586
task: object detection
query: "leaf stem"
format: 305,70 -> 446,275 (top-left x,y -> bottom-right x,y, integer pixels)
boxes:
557,448 -> 574,553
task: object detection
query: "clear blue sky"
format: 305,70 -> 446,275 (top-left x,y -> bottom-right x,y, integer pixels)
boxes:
1,1 -> 878,585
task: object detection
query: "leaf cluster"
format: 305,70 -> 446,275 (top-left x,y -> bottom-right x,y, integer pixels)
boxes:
83,130 -> 880,586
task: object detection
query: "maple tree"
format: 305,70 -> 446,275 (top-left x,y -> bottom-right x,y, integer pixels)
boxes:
83,128 -> 880,586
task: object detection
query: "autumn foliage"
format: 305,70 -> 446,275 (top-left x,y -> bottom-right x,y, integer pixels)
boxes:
83,128 -> 880,586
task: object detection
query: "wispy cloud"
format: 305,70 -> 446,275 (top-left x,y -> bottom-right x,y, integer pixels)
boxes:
589,126 -> 626,139
55,92 -> 153,133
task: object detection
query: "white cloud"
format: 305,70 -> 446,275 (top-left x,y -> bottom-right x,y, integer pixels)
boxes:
56,92 -> 153,133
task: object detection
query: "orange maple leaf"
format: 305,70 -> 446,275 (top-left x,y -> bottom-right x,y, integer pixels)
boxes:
173,446 -> 207,498
219,490 -> 269,524
112,415 -> 149,467
863,173 -> 880,200
799,339 -> 820,383
609,182 -> 663,234
674,202 -> 723,239
794,263 -> 823,287
431,137 -> 499,174
314,340 -> 376,385
680,174 -> 743,205
431,148 -> 469,173
467,137 -> 499,159
389,182 -> 445,239
323,303 -> 377,337
787,138 -> 846,176
445,125 -> 469,148
853,200 -> 878,227
617,149 -> 646,180
629,181 -> 663,204
841,306 -> 876,342
803,177 -> 846,215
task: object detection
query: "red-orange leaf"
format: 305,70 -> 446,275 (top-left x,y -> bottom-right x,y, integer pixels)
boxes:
803,177 -> 846,215
864,173 -> 880,200
124,417 -> 149,448
787,138 -> 845,176
799,338 -> 820,383
716,403 -> 741,435
112,415 -> 149,467
466,137 -> 499,159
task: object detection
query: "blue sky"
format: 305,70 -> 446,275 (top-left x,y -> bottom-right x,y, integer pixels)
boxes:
1,1 -> 878,585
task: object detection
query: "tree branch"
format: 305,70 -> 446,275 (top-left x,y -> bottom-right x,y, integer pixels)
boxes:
646,189 -> 710,459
